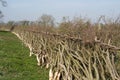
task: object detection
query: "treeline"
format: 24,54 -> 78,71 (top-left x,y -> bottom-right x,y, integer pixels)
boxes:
1,15 -> 120,46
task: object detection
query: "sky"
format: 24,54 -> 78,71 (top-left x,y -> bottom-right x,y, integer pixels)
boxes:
1,0 -> 120,22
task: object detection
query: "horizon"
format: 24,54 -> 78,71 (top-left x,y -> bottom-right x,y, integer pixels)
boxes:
1,0 -> 120,22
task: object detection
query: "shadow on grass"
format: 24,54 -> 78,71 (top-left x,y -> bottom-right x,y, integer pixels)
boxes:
0,30 -> 10,33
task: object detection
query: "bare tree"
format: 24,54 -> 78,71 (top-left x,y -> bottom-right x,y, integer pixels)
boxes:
0,0 -> 7,7
0,11 -> 3,19
0,0 -> 7,19
37,14 -> 55,27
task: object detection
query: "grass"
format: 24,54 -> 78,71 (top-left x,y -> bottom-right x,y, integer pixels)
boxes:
0,31 -> 48,80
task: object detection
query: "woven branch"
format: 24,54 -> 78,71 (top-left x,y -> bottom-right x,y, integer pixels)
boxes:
24,30 -> 120,51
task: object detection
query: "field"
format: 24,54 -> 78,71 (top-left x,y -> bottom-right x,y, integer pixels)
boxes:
0,31 -> 48,80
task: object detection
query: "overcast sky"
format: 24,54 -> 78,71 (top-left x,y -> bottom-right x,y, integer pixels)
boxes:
1,0 -> 120,22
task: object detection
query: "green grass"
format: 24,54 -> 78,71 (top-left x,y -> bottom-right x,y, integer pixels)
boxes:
0,31 -> 48,80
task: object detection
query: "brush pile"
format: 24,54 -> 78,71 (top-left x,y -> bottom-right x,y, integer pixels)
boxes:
12,27 -> 120,80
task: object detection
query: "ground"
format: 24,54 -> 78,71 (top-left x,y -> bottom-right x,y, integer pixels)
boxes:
0,31 -> 48,80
